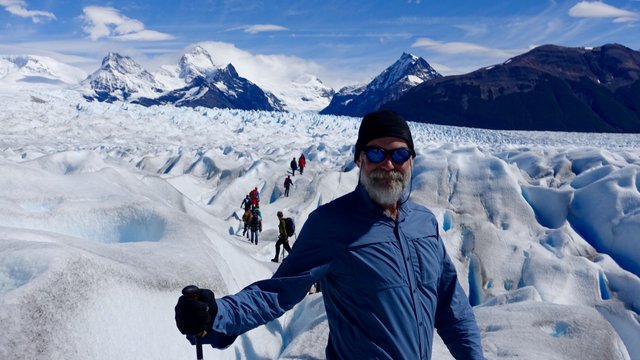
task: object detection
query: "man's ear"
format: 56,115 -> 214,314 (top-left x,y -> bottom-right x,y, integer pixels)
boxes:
356,153 -> 363,168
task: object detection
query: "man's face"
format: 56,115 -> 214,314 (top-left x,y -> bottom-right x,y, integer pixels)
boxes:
358,137 -> 412,206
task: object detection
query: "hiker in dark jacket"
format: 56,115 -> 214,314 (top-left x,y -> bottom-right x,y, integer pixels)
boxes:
248,209 -> 261,245
271,211 -> 291,263
175,110 -> 484,359
283,176 -> 293,197
240,195 -> 252,212
290,157 -> 298,176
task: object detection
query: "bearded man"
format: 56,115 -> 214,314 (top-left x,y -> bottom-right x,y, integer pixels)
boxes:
174,110 -> 485,360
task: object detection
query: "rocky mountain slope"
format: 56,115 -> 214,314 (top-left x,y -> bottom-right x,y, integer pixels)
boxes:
383,44 -> 640,133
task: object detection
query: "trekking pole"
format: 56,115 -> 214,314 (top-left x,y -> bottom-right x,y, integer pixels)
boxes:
182,285 -> 205,360
195,338 -> 203,360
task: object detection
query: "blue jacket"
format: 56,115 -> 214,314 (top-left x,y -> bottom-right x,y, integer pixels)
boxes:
198,184 -> 484,359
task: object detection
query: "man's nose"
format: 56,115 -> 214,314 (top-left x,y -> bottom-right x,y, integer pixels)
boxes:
378,157 -> 396,170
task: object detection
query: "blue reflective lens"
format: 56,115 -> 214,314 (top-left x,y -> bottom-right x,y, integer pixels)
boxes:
364,147 -> 412,164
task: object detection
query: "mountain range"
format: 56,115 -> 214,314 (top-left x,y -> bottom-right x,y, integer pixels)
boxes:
1,43 -> 639,133
383,44 -> 640,133
320,52 -> 442,116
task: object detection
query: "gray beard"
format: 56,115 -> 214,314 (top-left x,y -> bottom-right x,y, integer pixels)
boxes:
360,168 -> 409,206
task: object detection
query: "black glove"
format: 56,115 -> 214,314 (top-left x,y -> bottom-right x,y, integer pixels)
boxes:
174,285 -> 218,335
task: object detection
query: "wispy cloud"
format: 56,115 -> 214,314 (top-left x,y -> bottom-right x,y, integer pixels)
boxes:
197,41 -> 330,88
569,1 -> 640,23
229,24 -> 289,34
80,6 -> 174,41
0,0 -> 55,23
454,23 -> 489,37
411,37 -> 519,59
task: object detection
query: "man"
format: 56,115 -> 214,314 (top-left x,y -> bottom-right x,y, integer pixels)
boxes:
283,175 -> 293,197
271,211 -> 291,263
249,187 -> 259,207
290,157 -> 298,176
241,209 -> 252,239
240,194 -> 252,212
174,110 -> 484,359
248,208 -> 261,245
298,153 -> 306,174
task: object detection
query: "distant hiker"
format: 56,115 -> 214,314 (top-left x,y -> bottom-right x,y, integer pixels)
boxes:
283,176 -> 293,197
290,157 -> 298,176
249,208 -> 262,245
271,211 -> 291,263
241,209 -> 252,239
241,194 -> 252,212
249,187 -> 260,207
298,153 -> 306,174
174,110 -> 483,359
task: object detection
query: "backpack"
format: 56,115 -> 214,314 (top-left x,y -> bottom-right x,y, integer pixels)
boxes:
284,217 -> 295,237
250,214 -> 262,231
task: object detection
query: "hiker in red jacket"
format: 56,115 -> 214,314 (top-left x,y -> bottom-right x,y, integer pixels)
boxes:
298,154 -> 306,174
249,187 -> 259,207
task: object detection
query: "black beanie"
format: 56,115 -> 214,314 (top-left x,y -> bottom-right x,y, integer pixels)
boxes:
354,110 -> 415,162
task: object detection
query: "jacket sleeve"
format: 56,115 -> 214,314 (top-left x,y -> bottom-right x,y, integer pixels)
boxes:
278,219 -> 287,236
201,212 -> 333,347
434,248 -> 485,359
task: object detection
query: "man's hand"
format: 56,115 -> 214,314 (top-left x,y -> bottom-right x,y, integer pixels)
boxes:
174,285 -> 218,336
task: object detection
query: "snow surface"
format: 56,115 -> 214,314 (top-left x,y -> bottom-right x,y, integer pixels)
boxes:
0,82 -> 639,359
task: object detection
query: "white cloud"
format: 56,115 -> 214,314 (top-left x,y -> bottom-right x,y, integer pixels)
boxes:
242,24 -> 288,34
80,6 -> 174,42
569,1 -> 640,22
411,37 -> 518,59
0,0 -> 55,23
196,41 -> 326,88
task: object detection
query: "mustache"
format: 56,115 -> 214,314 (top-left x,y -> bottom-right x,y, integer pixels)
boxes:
369,169 -> 404,182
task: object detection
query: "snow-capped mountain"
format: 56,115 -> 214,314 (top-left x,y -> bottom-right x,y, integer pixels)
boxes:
146,45 -> 335,112
266,74 -> 335,113
0,55 -> 87,85
1,46 -> 333,113
129,46 -> 218,93
321,83 -> 366,114
135,63 -> 284,111
84,47 -> 282,111
82,53 -> 165,102
321,53 -> 441,116
178,45 -> 218,83
167,45 -> 334,112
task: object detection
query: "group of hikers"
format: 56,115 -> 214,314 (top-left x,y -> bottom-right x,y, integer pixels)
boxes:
284,153 -> 305,197
239,153 -> 306,261
240,187 -> 262,245
290,153 -> 305,176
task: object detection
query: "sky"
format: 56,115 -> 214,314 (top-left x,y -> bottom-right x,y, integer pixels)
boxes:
0,80 -> 639,359
1,0 -> 640,88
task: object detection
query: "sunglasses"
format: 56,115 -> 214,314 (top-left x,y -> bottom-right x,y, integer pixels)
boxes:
363,146 -> 413,165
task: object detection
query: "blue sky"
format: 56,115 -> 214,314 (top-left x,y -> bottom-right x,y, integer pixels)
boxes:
1,0 -> 639,88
